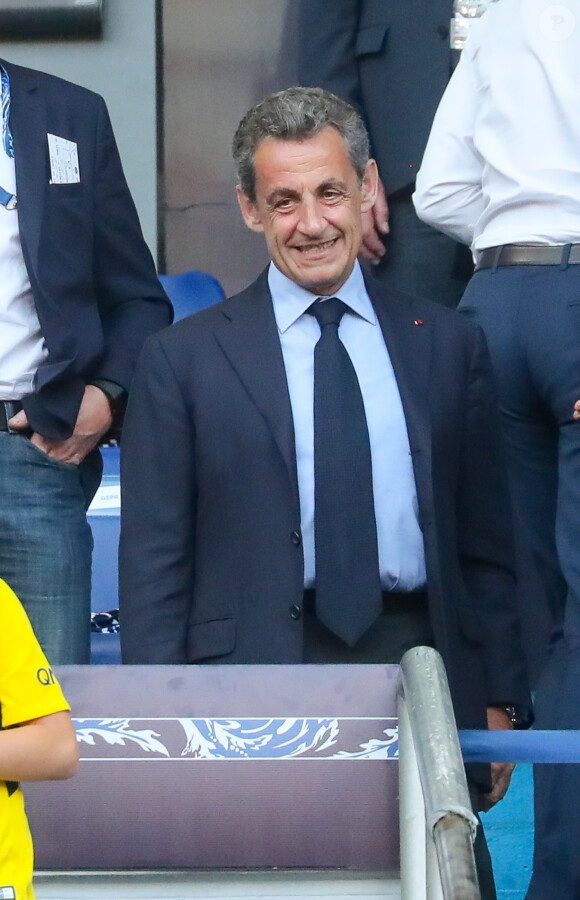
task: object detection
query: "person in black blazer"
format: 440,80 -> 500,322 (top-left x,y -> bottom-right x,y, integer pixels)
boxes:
121,88 -> 531,897
121,82 -> 530,788
298,0 -> 473,306
0,59 -> 172,663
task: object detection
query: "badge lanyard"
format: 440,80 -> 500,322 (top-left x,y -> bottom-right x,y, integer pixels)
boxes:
0,67 -> 17,210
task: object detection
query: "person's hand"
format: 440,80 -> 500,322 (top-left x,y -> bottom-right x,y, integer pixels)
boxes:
9,385 -> 112,465
358,177 -> 389,265
475,706 -> 515,812
573,399 -> 580,420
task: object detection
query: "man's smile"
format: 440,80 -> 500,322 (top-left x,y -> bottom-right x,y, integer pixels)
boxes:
294,237 -> 339,255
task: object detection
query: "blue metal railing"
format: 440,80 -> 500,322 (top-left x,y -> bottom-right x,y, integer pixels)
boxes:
460,730 -> 580,763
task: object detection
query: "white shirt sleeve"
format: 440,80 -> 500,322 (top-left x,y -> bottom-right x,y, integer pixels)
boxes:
413,39 -> 485,248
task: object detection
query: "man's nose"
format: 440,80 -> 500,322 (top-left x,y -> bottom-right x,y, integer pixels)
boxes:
297,198 -> 325,235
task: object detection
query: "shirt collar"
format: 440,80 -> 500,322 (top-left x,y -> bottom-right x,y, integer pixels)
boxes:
268,260 -> 377,334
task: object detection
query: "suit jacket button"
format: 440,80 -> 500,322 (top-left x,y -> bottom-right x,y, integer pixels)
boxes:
289,604 -> 302,620
291,530 -> 301,546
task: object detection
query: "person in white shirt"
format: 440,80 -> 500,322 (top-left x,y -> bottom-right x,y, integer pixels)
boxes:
413,3 -> 580,897
0,60 -> 171,665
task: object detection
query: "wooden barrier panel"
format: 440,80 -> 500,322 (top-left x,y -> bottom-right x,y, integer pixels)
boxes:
25,665 -> 400,871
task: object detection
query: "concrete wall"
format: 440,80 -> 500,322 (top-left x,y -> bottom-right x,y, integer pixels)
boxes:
0,0 -> 158,258
0,0 -> 304,286
162,0 -> 298,295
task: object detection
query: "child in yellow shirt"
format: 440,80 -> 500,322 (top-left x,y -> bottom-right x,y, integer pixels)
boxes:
0,579 -> 78,899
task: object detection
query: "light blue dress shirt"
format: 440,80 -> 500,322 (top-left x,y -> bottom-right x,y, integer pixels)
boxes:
268,261 -> 426,591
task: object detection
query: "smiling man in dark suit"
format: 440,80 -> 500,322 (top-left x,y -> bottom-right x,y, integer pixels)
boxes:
0,59 -> 172,664
120,90 -> 530,891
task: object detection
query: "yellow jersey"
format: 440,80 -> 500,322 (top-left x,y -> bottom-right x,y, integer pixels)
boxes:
0,580 -> 70,900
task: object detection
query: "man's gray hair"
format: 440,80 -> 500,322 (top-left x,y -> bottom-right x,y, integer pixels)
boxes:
232,86 -> 370,202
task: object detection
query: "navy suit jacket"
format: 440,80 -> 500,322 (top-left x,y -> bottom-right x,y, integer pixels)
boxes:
2,59 -> 172,439
298,0 -> 454,194
120,268 -> 530,740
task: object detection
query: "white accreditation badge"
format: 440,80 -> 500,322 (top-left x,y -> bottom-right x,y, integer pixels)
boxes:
47,133 -> 80,184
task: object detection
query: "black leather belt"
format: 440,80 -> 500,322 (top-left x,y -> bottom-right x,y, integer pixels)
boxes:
477,243 -> 580,270
0,400 -> 23,432
302,588 -> 428,617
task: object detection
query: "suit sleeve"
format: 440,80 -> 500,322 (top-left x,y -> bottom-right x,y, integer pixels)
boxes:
91,95 -> 172,391
119,333 -> 195,664
458,325 -> 531,718
298,0 -> 363,110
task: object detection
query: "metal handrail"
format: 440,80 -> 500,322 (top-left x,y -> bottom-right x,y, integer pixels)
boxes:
398,646 -> 481,900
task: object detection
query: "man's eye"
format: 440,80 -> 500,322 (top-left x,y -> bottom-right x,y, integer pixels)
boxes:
275,198 -> 295,210
322,190 -> 342,202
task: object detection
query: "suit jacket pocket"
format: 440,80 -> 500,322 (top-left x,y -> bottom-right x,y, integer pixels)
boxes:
187,617 -> 236,662
46,182 -> 84,199
456,606 -> 483,645
355,23 -> 389,58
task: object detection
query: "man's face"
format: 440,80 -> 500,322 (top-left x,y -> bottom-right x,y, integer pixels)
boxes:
237,126 -> 378,296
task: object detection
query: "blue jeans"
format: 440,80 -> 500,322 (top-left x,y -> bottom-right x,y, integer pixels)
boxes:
0,432 -> 94,664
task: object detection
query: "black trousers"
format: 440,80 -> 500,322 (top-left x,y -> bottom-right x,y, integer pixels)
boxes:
301,590 -> 496,900
368,193 -> 473,310
302,589 -> 433,664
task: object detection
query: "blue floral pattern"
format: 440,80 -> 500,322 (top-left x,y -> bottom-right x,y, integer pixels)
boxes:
73,717 -> 399,760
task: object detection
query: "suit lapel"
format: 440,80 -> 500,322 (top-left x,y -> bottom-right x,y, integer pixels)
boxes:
213,270 -> 299,499
211,269 -> 437,538
3,60 -> 46,277
365,275 -> 435,533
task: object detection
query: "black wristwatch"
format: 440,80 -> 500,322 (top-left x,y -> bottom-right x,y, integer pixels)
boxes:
494,704 -> 524,729
90,378 -> 127,415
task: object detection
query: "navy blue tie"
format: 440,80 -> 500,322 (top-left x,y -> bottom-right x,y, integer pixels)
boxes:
309,297 -> 382,646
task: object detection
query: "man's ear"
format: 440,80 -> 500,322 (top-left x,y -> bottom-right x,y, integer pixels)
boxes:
236,185 -> 265,233
360,158 -> 379,213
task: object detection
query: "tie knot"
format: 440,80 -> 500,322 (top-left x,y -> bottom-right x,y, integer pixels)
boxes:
308,297 -> 348,329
